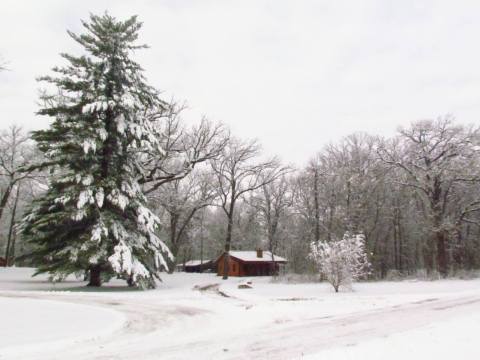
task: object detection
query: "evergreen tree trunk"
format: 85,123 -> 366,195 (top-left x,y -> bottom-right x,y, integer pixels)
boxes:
87,265 -> 102,287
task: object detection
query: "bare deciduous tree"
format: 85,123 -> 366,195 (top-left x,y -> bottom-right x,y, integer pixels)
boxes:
141,105 -> 228,193
249,175 -> 293,275
150,169 -> 217,271
378,117 -> 480,275
211,137 -> 288,279
0,126 -> 42,266
0,126 -> 35,223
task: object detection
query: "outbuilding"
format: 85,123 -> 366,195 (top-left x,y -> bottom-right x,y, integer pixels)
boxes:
215,249 -> 287,277
183,260 -> 214,273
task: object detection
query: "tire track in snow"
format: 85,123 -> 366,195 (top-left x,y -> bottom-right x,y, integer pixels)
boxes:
228,295 -> 480,359
2,291 -> 480,360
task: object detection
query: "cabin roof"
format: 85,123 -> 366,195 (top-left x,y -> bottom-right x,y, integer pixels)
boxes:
225,251 -> 287,263
184,260 -> 211,267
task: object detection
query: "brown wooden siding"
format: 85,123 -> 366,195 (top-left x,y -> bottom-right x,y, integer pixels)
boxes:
217,255 -> 245,276
216,254 -> 283,277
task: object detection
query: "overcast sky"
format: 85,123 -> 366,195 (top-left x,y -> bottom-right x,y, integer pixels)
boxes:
1,1 -> 479,165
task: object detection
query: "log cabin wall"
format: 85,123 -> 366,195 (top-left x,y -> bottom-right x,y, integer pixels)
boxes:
216,253 -> 284,276
216,254 -> 243,276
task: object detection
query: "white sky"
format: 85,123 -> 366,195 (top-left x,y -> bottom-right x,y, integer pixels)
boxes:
1,0 -> 480,165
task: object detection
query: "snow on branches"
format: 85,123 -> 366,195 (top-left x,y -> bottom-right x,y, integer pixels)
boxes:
22,13 -> 173,289
310,233 -> 371,292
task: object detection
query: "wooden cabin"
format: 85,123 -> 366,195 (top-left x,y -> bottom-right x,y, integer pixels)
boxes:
215,249 -> 287,277
0,257 -> 6,267
183,260 -> 214,273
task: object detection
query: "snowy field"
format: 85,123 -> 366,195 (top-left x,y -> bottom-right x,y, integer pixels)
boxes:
0,268 -> 479,359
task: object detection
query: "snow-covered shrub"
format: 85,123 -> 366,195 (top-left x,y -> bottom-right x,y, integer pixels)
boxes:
309,233 -> 371,292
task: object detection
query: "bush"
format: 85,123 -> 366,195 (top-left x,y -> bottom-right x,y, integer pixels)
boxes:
309,232 -> 371,292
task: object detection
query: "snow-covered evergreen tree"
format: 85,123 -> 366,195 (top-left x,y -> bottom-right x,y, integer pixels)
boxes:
310,233 -> 371,292
22,13 -> 172,288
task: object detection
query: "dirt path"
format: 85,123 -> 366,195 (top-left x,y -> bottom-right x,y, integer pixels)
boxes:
1,290 -> 479,360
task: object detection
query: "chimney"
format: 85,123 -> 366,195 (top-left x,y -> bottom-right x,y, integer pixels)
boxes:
256,248 -> 263,258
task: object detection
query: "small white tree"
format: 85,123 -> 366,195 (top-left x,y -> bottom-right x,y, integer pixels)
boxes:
310,232 -> 371,292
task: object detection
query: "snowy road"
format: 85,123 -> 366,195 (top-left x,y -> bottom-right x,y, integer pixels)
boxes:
237,295 -> 480,359
2,291 -> 480,359
1,270 -> 480,359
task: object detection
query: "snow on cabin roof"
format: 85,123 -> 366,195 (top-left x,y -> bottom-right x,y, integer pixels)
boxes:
228,251 -> 287,263
184,260 -> 210,267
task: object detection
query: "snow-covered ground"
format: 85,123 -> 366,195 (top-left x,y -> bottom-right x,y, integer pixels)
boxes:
0,268 -> 479,359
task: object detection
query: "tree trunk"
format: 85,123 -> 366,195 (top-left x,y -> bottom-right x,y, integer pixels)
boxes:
166,212 -> 179,274
313,168 -> 320,242
222,192 -> 235,280
8,231 -> 17,267
4,184 -> 20,266
0,181 -> 14,223
398,208 -> 404,272
436,231 -> 448,276
431,178 -> 448,276
327,200 -> 335,242
423,239 -> 434,273
270,248 -> 276,277
87,265 -> 102,287
200,210 -> 205,272
222,215 -> 233,279
168,243 -> 179,274
268,219 -> 279,277
393,210 -> 399,271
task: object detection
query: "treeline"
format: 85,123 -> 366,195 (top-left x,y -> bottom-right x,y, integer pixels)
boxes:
132,116 -> 480,278
1,116 -> 479,278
